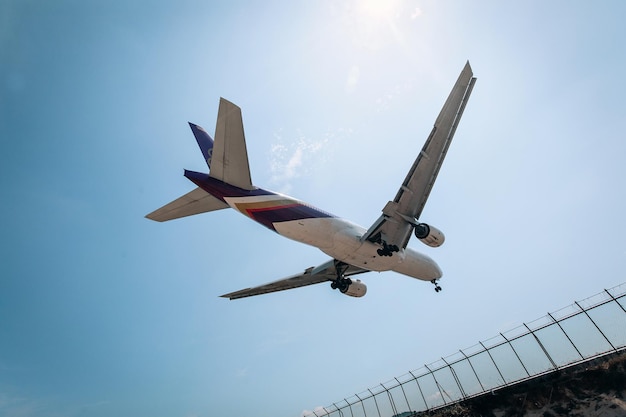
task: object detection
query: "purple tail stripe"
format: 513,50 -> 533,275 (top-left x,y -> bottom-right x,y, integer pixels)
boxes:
188,123 -> 214,168
183,170 -> 335,232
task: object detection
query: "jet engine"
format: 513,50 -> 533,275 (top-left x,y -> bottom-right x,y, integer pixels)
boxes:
341,279 -> 367,298
414,223 -> 445,247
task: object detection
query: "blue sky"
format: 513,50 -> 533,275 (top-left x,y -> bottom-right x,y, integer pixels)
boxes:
2,1 -> 626,416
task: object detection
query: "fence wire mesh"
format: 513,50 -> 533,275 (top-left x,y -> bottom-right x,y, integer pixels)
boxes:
306,283 -> 626,417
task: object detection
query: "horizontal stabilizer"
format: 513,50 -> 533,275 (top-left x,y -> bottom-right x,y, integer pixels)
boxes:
145,187 -> 229,222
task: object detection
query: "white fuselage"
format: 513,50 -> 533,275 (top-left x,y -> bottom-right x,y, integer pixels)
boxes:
222,194 -> 442,282
274,217 -> 442,281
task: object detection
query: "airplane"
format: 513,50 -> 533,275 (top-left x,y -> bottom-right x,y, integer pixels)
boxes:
146,62 -> 476,300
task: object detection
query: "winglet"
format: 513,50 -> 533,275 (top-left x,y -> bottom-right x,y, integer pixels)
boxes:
188,122 -> 214,168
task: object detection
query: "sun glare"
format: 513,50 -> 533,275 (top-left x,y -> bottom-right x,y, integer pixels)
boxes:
358,0 -> 401,21
343,0 -> 407,51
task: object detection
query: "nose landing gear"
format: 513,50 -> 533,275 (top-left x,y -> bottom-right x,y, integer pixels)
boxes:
431,279 -> 442,293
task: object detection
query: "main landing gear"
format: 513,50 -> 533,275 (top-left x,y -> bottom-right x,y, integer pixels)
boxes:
330,262 -> 352,293
377,241 -> 399,257
431,279 -> 442,293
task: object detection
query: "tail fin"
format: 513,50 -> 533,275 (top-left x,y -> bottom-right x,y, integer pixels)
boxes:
189,122 -> 214,168
145,98 -> 255,222
209,98 -> 254,190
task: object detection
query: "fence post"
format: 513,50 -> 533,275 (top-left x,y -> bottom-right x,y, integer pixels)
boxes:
604,289 -> 626,313
459,349 -> 485,392
523,323 -> 559,370
355,394 -> 367,417
500,332 -> 531,378
424,364 -> 448,405
367,389 -> 382,417
479,341 -> 506,385
345,399 -> 355,417
575,301 -> 617,352
394,377 -> 411,412
409,371 -> 429,411
441,357 -> 467,400
547,312 -> 584,360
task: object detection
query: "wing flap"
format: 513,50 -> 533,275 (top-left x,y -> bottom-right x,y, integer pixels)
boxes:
221,259 -> 368,300
145,187 -> 229,222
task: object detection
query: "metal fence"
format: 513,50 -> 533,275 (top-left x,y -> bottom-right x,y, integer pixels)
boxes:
306,283 -> 626,417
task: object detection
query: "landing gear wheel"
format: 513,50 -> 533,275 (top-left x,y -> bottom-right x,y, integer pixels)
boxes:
331,261 -> 352,293
331,277 -> 352,293
430,279 -> 442,293
377,242 -> 400,257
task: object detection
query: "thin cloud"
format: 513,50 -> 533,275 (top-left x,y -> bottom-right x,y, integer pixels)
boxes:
268,130 -> 334,194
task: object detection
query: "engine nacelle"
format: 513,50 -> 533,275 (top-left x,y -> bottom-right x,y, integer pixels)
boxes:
414,223 -> 445,248
341,279 -> 367,298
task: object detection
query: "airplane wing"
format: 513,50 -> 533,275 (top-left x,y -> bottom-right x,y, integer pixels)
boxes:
145,187 -> 229,222
220,259 -> 369,300
363,61 -> 477,249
